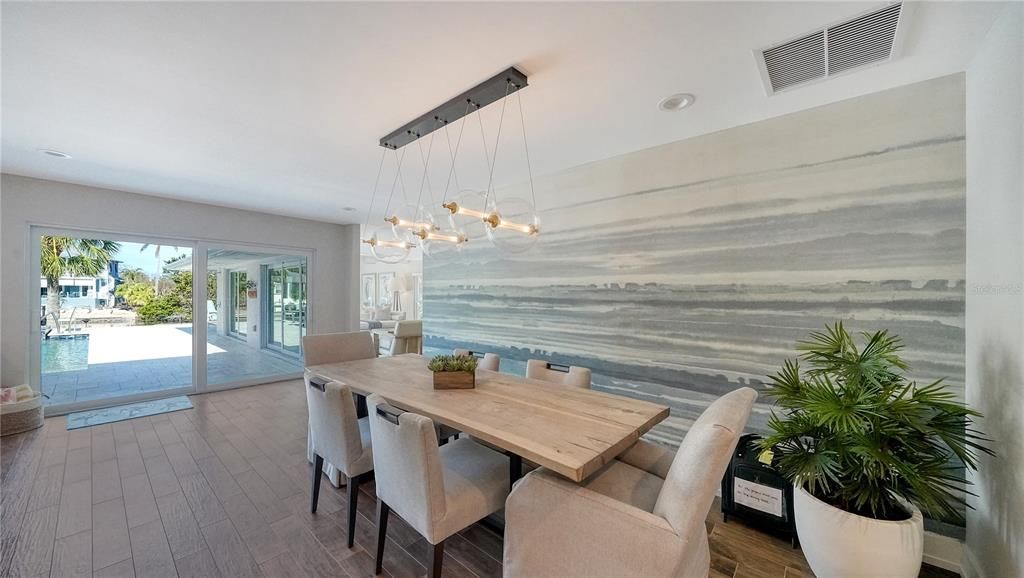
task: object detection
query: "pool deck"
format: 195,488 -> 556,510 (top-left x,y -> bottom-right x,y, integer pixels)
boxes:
42,323 -> 302,406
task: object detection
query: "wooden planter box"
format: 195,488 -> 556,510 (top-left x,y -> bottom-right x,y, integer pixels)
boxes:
433,371 -> 475,390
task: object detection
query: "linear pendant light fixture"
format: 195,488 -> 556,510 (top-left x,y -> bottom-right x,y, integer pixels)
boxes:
361,66 -> 540,262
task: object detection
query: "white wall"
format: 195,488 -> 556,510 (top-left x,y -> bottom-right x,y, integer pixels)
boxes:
0,174 -> 360,386
964,4 -> 1024,578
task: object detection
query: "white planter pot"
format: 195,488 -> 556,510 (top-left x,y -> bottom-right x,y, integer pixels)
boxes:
794,485 -> 923,578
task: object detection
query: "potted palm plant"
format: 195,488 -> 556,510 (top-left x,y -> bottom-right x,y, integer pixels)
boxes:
760,323 -> 992,578
428,354 -> 478,390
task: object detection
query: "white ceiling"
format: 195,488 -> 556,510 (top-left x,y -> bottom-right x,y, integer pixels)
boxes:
1,2 -> 1005,224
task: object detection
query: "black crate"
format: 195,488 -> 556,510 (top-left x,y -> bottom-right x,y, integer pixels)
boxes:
721,434 -> 798,548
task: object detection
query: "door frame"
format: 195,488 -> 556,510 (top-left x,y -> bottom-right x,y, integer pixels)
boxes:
197,241 -> 314,394
31,225 -> 201,415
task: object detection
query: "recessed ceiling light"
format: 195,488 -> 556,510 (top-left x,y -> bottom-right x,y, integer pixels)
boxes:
39,149 -> 72,159
658,93 -> 696,112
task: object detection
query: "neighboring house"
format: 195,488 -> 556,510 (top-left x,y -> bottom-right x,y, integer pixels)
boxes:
40,260 -> 122,310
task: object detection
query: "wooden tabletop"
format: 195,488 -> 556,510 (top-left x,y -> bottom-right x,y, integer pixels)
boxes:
306,354 -> 670,482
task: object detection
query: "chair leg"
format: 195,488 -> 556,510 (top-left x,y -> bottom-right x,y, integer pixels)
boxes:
347,473 -> 361,548
374,500 -> 390,575
428,541 -> 445,578
310,454 -> 324,513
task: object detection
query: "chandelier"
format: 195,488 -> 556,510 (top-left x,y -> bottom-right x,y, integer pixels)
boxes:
362,67 -> 539,262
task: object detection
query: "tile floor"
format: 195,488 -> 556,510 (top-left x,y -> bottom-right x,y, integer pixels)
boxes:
42,325 -> 302,406
0,380 -> 958,578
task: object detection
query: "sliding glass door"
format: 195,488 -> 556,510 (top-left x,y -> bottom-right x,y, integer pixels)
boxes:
229,270 -> 247,336
205,249 -> 307,388
265,260 -> 307,356
32,229 -> 313,414
34,228 -> 196,411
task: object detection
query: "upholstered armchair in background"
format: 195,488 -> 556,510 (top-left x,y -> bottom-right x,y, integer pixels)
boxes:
503,387 -> 758,578
388,320 -> 423,355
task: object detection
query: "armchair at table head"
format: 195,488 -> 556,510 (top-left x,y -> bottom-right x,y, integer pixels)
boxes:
503,387 -> 758,578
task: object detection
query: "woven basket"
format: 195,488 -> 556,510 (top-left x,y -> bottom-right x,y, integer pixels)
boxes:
1,394 -> 44,437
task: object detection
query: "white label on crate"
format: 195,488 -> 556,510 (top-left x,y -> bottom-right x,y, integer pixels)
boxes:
734,477 -> 783,517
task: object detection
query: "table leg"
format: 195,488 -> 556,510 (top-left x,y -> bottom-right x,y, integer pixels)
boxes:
355,394 -> 368,419
509,453 -> 523,491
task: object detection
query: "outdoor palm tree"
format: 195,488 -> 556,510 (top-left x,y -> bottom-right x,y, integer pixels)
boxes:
140,243 -> 179,293
41,236 -> 121,329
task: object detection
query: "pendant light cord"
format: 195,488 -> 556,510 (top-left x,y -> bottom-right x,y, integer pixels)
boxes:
515,88 -> 538,211
414,127 -> 437,211
363,147 -> 388,231
441,99 -> 473,205
382,147 -> 407,220
483,80 -> 513,209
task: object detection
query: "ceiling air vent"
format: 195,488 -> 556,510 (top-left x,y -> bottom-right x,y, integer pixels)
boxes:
757,2 -> 905,94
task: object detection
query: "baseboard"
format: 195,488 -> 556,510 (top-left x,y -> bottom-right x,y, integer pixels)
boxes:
923,530 -> 964,575
960,546 -> 984,578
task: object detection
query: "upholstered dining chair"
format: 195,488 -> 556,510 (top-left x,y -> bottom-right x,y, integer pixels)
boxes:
525,359 -> 592,389
302,331 -> 377,487
388,320 -> 423,355
366,394 -> 510,578
305,378 -> 374,548
503,387 -> 758,578
453,348 -> 501,371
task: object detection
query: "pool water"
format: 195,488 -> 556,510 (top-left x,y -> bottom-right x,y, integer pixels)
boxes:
41,335 -> 89,373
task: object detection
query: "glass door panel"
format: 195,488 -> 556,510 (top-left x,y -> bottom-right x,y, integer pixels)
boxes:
229,271 -> 247,336
206,248 -> 305,387
37,232 -> 194,408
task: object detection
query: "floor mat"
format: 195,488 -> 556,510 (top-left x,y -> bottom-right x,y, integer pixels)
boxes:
66,395 -> 193,429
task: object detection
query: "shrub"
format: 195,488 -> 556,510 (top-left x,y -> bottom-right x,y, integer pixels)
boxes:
137,295 -> 188,324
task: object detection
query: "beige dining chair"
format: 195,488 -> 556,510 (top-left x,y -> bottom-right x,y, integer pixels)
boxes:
366,394 -> 509,578
526,359 -> 592,389
302,331 -> 377,487
388,320 -> 423,355
453,348 -> 501,371
503,387 -> 758,578
305,377 -> 374,548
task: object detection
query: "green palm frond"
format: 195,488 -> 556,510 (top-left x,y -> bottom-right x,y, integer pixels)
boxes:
41,236 -> 121,283
759,322 -> 992,524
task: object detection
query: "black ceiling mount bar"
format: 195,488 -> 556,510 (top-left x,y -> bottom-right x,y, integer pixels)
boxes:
379,66 -> 528,150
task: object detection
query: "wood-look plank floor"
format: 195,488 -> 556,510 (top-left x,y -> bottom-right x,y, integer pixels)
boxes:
0,380 -> 957,578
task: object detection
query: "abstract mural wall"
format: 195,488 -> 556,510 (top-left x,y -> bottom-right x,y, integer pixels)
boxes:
423,74 -> 966,449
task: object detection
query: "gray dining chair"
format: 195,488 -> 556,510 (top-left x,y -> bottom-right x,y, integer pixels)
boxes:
453,348 -> 501,371
302,331 -> 376,487
526,359 -> 592,389
305,377 -> 374,547
367,394 -> 509,578
503,387 -> 758,578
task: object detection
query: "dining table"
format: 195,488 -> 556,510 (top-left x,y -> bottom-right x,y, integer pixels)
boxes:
305,353 -> 671,484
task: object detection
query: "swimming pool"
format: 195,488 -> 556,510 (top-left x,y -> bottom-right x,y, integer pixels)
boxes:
41,334 -> 89,373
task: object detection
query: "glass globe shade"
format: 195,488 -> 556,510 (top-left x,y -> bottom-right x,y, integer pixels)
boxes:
445,189 -> 489,242
388,203 -> 436,244
420,226 -> 468,258
367,226 -> 411,264
484,197 -> 540,254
